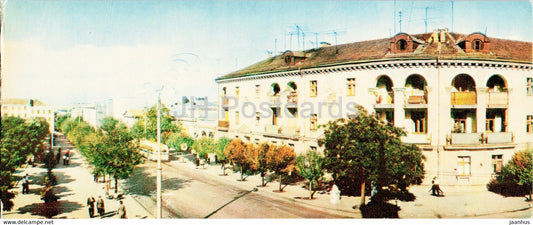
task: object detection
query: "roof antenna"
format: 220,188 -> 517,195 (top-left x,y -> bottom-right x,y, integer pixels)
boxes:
451,1 -> 454,32
485,27 -> 487,36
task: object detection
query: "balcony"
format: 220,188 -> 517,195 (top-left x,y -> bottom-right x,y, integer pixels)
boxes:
451,92 -> 477,107
281,125 -> 300,136
484,132 -> 513,144
487,92 -> 508,108
218,120 -> 229,131
401,133 -> 430,144
269,95 -> 281,105
265,124 -> 281,134
287,91 -> 298,105
447,133 -> 481,145
405,92 -> 428,108
374,91 -> 394,109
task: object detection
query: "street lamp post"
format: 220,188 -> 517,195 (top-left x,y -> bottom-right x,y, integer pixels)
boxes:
156,92 -> 162,219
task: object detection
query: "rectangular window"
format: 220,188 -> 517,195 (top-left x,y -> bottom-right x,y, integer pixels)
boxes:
310,114 -> 318,130
347,78 -> 356,96
527,77 -> 533,96
255,85 -> 261,97
288,143 -> 295,148
457,156 -> 471,176
310,146 -> 317,151
454,119 -> 466,133
3,113 -> 7,116
527,115 -> 533,133
235,86 -> 240,98
411,111 -> 427,133
486,118 -> 495,132
272,108 -> 279,125
310,80 -> 317,97
24,106 -> 27,110
235,111 -> 240,125
3,106 -> 7,110
224,109 -> 229,121
256,112 -> 260,126
492,155 -> 503,174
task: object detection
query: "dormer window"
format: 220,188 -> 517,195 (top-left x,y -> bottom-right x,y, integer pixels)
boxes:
284,56 -> 292,64
396,39 -> 408,51
472,39 -> 483,50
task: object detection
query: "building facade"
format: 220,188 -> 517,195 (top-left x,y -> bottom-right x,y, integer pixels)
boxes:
1,98 -> 56,132
215,29 -> 533,185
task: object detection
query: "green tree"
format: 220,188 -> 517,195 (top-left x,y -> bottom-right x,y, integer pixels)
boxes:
296,149 -> 324,199
192,137 -> 216,162
489,149 -> 533,201
131,105 -> 181,143
54,115 -> 69,132
266,145 -> 296,192
94,117 -> 144,193
215,137 -> 231,175
320,106 -> 425,206
1,117 -> 50,211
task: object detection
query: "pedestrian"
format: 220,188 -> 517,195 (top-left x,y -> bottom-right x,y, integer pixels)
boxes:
23,174 -> 30,194
97,196 -> 105,217
93,172 -> 98,183
117,200 -> 126,219
431,176 -> 443,196
66,149 -> 70,157
56,149 -> 61,164
63,154 -> 67,166
66,156 -> 70,166
87,196 -> 96,218
21,174 -> 28,194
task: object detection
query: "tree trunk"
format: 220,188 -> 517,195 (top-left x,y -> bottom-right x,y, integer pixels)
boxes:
309,180 -> 313,199
240,167 -> 244,181
114,176 -> 118,194
261,172 -> 265,186
279,174 -> 283,191
360,181 -> 366,206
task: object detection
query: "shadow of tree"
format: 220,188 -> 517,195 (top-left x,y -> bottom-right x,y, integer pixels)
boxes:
17,200 -> 83,218
122,165 -> 191,196
53,171 -> 76,185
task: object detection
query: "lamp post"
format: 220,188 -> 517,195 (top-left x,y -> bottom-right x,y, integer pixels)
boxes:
156,91 -> 162,219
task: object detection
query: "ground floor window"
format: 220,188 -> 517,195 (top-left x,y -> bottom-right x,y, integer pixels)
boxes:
492,155 -> 503,174
527,115 -> 533,133
410,111 -> 427,133
457,156 -> 471,176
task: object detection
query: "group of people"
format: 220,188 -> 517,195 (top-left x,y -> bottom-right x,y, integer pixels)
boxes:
87,196 -> 126,219
430,176 -> 444,196
55,148 -> 71,166
21,174 -> 30,194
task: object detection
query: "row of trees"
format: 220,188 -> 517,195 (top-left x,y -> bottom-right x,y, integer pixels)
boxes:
59,116 -> 143,194
1,117 -> 50,211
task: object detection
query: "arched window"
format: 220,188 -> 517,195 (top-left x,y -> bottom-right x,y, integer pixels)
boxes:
472,39 -> 483,51
396,39 -> 408,51
271,83 -> 280,96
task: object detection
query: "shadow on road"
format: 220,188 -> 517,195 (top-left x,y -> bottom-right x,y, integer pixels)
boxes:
122,165 -> 191,196
17,200 -> 83,218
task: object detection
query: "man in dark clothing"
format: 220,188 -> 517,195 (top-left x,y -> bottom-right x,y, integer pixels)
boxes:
87,196 -> 96,218
97,196 -> 105,217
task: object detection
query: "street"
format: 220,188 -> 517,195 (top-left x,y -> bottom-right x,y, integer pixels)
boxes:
123,160 -> 346,218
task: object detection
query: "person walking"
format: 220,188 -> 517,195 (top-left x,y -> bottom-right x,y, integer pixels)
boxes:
21,174 -> 28,194
24,174 -> 30,194
87,196 -> 96,218
431,176 -> 443,196
117,200 -> 126,219
97,196 -> 105,217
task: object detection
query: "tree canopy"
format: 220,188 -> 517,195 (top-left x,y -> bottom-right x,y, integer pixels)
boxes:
320,106 -> 425,204
1,117 -> 50,211
130,104 -> 181,143
296,149 -> 325,199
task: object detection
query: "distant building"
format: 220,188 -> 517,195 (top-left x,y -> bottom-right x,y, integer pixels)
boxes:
215,29 -> 533,185
1,98 -> 55,132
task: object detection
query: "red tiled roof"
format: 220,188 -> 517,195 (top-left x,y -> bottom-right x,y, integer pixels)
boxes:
217,31 -> 532,81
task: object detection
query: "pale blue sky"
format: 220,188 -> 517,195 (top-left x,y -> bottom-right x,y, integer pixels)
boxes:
2,0 -> 532,107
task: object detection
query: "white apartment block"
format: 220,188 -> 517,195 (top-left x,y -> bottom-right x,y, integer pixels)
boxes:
1,98 -> 55,132
215,29 -> 533,185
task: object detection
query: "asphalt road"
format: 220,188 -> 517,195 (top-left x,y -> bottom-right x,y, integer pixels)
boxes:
122,160 -> 344,219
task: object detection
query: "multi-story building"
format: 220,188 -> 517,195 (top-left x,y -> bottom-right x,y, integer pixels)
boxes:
1,98 -> 55,132
215,29 -> 533,185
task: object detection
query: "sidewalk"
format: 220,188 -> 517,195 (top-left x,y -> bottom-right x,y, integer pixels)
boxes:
3,137 -> 153,219
167,156 -> 532,218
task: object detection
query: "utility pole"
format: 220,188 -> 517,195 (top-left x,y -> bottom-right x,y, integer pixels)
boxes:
156,92 -> 162,219
399,11 -> 403,33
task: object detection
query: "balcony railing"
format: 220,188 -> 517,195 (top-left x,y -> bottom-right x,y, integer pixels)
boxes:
269,95 -> 281,105
218,120 -> 229,131
487,92 -> 508,107
287,91 -> 298,105
401,133 -> 430,144
447,133 -> 481,145
221,97 -> 230,108
265,124 -> 281,134
451,92 -> 477,105
376,91 -> 394,104
281,125 -> 300,136
484,132 -> 513,144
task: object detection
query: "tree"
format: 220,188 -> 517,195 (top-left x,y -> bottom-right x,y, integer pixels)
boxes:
488,149 -> 533,201
1,117 -> 50,211
131,105 -> 181,143
94,117 -> 144,193
54,115 -> 69,132
320,106 -> 425,207
192,137 -> 216,162
224,139 -> 255,181
296,149 -> 325,199
215,137 -> 231,175
266,145 -> 296,192
254,142 -> 274,187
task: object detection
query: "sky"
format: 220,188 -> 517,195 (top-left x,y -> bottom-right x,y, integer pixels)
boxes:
2,0 -> 532,108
